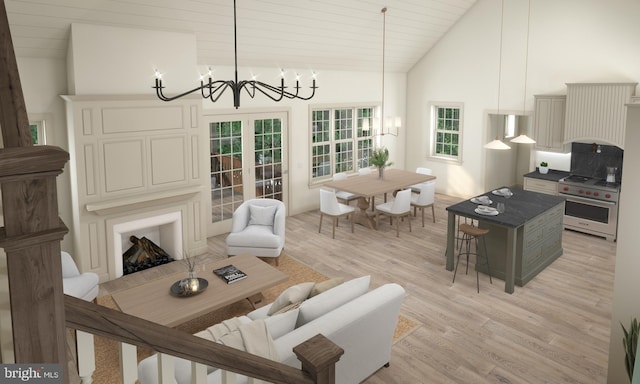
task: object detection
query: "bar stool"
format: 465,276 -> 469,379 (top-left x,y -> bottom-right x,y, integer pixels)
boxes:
452,223 -> 493,293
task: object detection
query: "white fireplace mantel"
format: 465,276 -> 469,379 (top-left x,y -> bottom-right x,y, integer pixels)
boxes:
86,186 -> 202,216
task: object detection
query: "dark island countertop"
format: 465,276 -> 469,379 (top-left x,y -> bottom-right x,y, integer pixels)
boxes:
523,168 -> 570,182
446,187 -> 566,228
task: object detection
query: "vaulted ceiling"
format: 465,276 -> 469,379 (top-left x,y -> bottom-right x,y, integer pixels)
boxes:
4,0 -> 476,73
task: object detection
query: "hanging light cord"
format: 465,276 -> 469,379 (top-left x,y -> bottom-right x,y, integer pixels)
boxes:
496,0 -> 504,118
522,0 -> 531,115
381,7 -> 387,136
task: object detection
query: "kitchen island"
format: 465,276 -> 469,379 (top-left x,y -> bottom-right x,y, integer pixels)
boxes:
445,188 -> 565,293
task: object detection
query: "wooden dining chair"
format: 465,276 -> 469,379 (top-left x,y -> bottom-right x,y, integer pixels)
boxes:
319,188 -> 356,239
375,189 -> 412,237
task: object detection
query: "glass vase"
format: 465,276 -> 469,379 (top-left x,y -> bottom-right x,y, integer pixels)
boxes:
179,270 -> 199,294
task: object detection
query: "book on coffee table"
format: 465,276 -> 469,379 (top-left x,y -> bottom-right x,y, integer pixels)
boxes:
213,264 -> 247,284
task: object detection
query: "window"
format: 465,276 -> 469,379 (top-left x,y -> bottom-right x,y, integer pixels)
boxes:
431,103 -> 462,161
311,106 -> 375,180
28,114 -> 51,145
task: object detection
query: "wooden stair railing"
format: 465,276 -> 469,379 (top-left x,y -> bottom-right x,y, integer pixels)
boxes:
65,295 -> 343,384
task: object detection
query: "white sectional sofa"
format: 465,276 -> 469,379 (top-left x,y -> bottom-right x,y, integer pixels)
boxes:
138,276 -> 405,384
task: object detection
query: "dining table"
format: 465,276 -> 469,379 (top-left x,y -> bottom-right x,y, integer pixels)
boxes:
324,168 -> 436,229
445,187 -> 565,294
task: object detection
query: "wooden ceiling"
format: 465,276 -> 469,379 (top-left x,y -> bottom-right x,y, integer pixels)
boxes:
4,0 -> 476,73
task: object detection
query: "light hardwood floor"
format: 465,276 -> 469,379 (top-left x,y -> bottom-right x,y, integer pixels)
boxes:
101,192 -> 616,383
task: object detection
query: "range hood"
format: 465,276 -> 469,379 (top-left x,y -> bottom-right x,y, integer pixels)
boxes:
564,83 -> 637,148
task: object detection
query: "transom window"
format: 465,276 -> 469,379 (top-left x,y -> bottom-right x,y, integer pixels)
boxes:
311,106 -> 375,180
431,103 -> 463,162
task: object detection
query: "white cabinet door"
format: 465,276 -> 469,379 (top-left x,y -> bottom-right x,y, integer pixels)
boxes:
534,95 -> 567,153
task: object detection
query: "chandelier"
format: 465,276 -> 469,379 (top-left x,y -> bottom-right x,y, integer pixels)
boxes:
152,0 -> 317,108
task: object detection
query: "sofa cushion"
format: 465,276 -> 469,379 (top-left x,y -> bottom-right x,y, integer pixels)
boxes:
296,275 -> 370,327
267,282 -> 315,316
264,308 -> 299,339
309,277 -> 344,298
249,204 -> 277,226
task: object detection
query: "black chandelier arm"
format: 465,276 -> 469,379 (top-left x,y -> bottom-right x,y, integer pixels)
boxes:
242,80 -> 285,102
250,79 -> 318,101
201,80 -> 236,104
153,78 -> 214,102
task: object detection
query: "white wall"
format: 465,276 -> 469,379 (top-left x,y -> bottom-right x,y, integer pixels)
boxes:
407,0 -> 640,382
406,0 -> 640,198
68,23 -> 197,95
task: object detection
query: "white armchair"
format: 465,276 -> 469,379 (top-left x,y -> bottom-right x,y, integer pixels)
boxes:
61,251 -> 99,302
225,199 -> 286,265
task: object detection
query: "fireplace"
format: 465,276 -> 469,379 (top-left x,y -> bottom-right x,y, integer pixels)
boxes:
111,211 -> 183,278
63,95 -> 209,282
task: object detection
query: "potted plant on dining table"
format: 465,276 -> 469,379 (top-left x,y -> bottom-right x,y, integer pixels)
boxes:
370,147 -> 393,179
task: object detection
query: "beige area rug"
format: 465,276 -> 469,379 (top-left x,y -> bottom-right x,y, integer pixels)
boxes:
89,254 -> 418,383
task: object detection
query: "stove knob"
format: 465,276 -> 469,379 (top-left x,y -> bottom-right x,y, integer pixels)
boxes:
586,191 -> 592,195
578,189 -> 584,194
605,193 -> 611,199
593,192 -> 599,197
563,186 -> 569,192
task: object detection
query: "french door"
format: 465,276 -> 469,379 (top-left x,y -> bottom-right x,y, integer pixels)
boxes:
205,111 -> 288,236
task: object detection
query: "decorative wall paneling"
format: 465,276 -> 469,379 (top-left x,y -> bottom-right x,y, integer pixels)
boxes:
63,95 -> 209,282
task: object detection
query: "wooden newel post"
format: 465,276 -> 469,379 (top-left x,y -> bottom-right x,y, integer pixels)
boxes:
0,146 -> 69,371
293,334 -> 344,384
1,0 -> 71,379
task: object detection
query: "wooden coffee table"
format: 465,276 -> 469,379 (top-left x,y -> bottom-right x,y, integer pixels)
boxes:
111,254 -> 288,327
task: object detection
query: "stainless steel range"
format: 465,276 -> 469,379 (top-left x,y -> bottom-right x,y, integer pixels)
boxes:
559,174 -> 620,241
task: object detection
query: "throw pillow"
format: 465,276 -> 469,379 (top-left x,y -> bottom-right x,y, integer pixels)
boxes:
264,308 -> 299,339
296,275 -> 371,327
309,277 -> 345,298
249,204 -> 277,226
267,282 -> 315,316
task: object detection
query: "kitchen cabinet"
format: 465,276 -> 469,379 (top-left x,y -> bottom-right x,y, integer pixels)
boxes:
533,95 -> 568,153
523,177 -> 558,195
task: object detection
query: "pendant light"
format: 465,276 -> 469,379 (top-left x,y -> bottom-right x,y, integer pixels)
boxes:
365,7 -> 400,137
485,137 -> 511,150
484,0 -> 510,150
510,0 -> 536,145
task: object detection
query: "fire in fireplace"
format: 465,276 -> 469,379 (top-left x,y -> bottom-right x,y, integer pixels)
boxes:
122,236 -> 174,275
